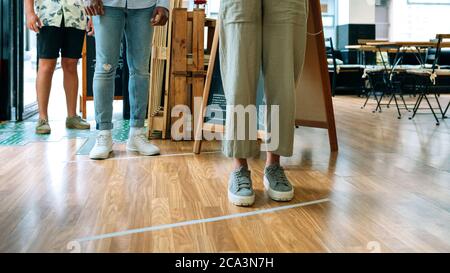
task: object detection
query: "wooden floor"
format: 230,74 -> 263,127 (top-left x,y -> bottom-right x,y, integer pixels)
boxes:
0,96 -> 449,253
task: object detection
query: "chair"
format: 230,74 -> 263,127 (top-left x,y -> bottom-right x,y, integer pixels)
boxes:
406,34 -> 450,125
362,61 -> 410,118
379,48 -> 428,117
362,67 -> 389,112
325,38 -> 338,97
326,37 -> 364,96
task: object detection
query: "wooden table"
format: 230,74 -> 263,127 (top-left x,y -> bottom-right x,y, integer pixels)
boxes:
365,41 -> 450,67
364,41 -> 448,72
366,41 -> 450,48
344,45 -> 379,65
345,44 -> 426,65
345,45 -> 377,52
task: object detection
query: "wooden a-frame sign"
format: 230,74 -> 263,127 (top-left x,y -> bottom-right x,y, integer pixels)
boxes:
193,0 -> 338,154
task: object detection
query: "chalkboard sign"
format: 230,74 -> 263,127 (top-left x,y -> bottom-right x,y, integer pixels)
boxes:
85,35 -> 128,98
204,51 -> 266,129
203,54 -> 225,125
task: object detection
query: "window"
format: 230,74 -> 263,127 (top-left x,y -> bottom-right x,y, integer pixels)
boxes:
321,0 -> 337,42
390,0 -> 450,40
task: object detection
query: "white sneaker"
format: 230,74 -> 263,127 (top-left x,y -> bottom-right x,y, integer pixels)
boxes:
89,130 -> 113,160
126,128 -> 160,156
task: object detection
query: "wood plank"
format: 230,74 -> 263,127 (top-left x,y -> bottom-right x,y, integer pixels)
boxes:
193,23 -> 219,153
367,41 -> 450,48
148,25 -> 168,138
170,9 -> 189,139
81,36 -> 88,119
191,9 -> 206,140
162,0 -> 183,139
309,0 -> 338,152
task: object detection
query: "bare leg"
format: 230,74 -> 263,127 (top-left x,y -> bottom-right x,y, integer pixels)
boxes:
36,59 -> 57,120
234,158 -> 248,170
266,152 -> 280,167
61,58 -> 79,118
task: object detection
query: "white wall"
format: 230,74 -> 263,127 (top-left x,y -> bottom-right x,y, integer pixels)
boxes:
375,4 -> 389,40
207,0 -> 220,17
388,0 -> 450,41
349,0 -> 375,24
338,0 -> 375,25
182,0 -> 191,8
337,0 -> 350,25
185,0 -> 219,17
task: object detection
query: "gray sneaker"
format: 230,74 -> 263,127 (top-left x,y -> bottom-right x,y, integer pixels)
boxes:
66,115 -> 91,130
264,164 -> 294,202
228,166 -> 255,207
36,119 -> 51,134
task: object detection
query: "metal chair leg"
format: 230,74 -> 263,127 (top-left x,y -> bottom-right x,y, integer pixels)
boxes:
374,92 -> 384,113
332,72 -> 337,97
387,94 -> 394,108
362,90 -> 372,109
424,94 -> 440,125
411,87 -> 423,112
444,101 -> 450,118
409,93 -> 424,120
433,93 -> 445,118
400,94 -> 409,112
392,94 -> 402,119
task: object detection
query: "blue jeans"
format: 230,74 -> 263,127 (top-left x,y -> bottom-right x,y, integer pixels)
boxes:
93,6 -> 155,130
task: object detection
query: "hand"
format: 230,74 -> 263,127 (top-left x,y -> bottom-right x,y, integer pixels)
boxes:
84,0 -> 104,16
151,7 -> 169,26
26,12 -> 42,33
87,17 -> 95,36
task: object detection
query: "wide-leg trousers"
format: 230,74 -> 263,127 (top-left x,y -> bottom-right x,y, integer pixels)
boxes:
220,0 -> 308,158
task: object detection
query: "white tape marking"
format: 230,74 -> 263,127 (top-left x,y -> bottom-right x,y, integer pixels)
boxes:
64,151 -> 221,164
74,198 -> 330,243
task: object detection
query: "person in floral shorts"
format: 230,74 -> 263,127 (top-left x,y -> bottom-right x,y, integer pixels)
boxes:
25,0 -> 93,134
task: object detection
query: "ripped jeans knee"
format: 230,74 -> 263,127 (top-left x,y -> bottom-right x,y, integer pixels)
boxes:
94,62 -> 116,79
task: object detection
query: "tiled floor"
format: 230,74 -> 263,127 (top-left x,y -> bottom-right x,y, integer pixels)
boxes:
0,119 -> 132,155
4,62 -> 130,154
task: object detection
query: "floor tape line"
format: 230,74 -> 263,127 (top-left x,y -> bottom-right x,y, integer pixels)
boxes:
75,198 -> 330,243
64,151 -> 222,164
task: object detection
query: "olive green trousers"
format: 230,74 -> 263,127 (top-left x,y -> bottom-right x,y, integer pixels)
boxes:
220,0 -> 308,158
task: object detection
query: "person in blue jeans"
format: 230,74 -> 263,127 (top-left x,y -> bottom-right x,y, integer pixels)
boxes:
84,0 -> 169,159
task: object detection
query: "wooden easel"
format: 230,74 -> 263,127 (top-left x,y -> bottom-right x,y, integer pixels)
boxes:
147,0 -> 183,139
193,0 -> 338,154
80,39 -> 89,119
147,0 -> 216,139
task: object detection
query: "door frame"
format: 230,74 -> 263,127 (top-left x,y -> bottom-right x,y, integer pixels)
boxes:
0,0 -> 37,122
0,0 -> 12,121
12,0 -> 25,121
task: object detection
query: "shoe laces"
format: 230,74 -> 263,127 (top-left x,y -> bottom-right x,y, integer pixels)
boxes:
134,133 -> 150,144
38,119 -> 49,126
96,134 -> 110,146
233,168 -> 251,190
267,165 -> 289,187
